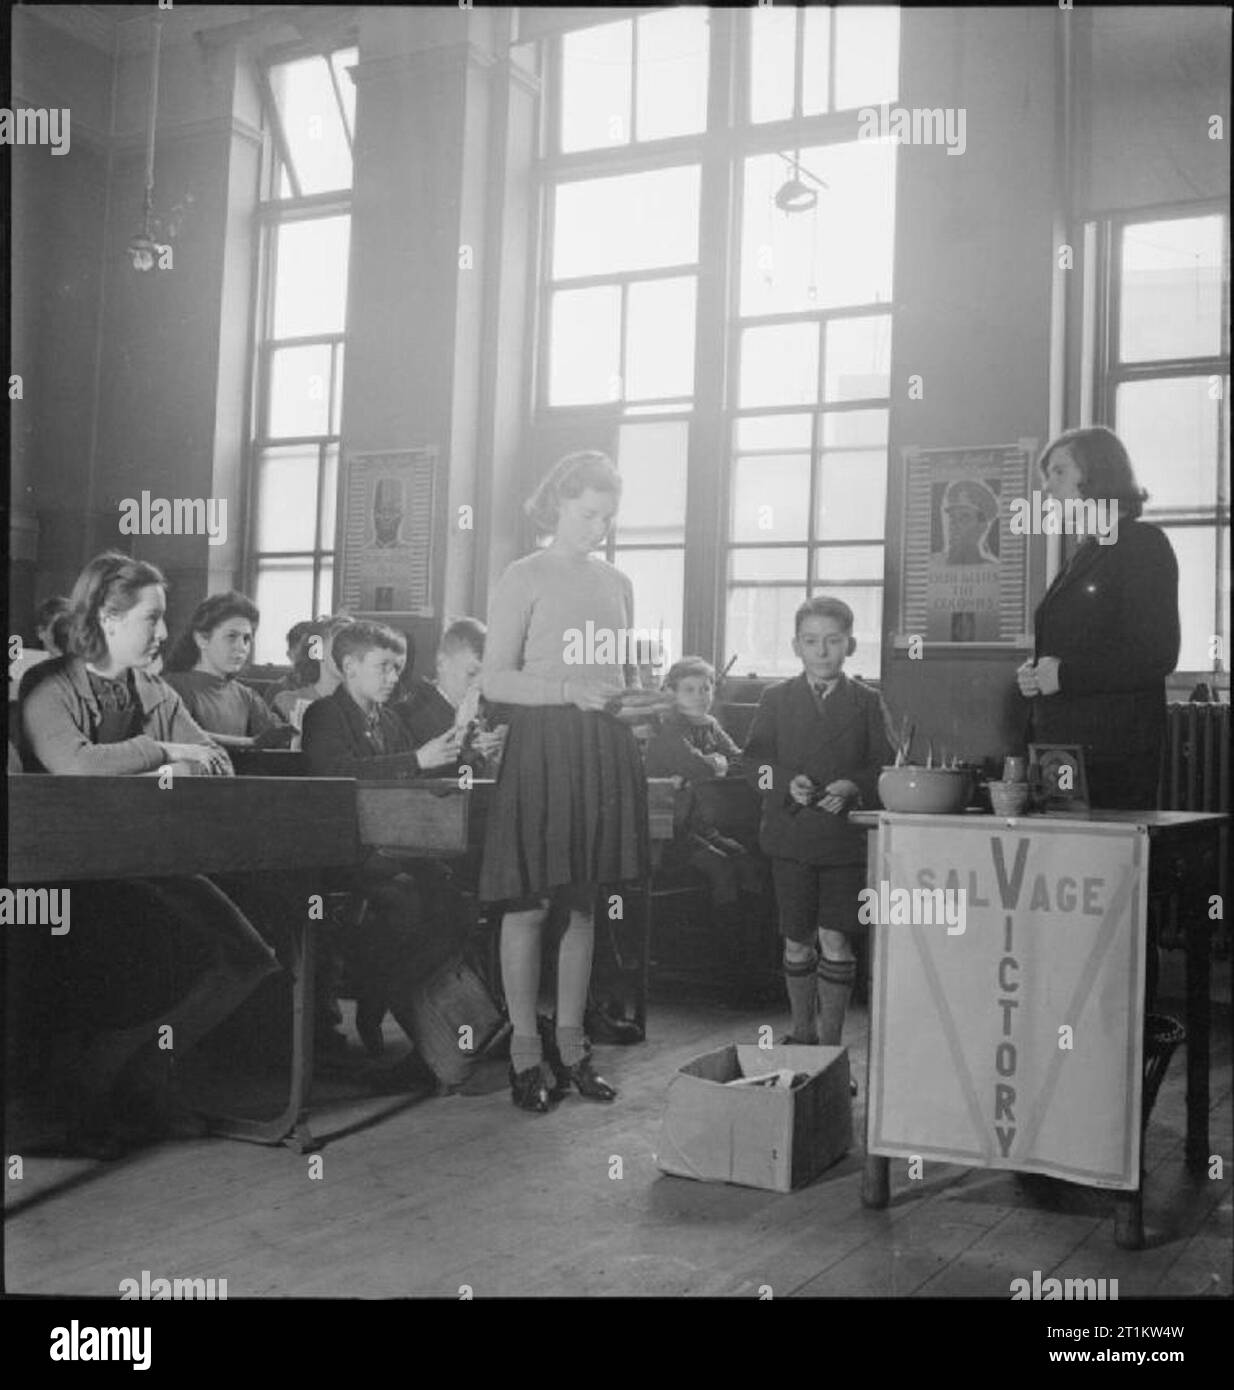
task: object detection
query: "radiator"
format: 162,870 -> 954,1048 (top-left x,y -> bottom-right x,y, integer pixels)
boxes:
1159,702 -> 1230,813
1157,702 -> 1229,959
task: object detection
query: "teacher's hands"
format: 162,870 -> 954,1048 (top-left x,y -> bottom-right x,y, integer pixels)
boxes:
1017,656 -> 1061,698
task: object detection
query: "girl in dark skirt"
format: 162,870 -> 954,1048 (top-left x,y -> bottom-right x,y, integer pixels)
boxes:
480,452 -> 651,1112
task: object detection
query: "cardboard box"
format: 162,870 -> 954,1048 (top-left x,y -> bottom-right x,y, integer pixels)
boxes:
657,1044 -> 852,1192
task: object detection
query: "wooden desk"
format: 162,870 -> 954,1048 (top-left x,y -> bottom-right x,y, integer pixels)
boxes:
8,774 -> 677,1152
850,808 -> 1226,1249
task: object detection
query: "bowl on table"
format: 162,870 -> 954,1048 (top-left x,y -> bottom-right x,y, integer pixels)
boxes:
876,766 -> 970,815
987,779 -> 1031,817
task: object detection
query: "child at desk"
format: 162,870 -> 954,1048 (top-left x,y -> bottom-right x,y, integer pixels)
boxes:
743,596 -> 894,1050
164,592 -> 294,750
18,550 -> 279,1156
301,621 -> 469,1068
644,657 -> 765,989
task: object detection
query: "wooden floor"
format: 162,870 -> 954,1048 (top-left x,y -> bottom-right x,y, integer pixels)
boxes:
6,990 -> 1231,1299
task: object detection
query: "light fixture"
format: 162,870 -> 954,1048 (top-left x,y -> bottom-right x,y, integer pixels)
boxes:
127,16 -> 168,272
773,152 -> 828,215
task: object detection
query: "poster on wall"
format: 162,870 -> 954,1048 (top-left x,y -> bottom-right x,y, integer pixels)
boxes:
338,448 -> 437,617
895,440 -> 1035,650
866,816 -> 1147,1189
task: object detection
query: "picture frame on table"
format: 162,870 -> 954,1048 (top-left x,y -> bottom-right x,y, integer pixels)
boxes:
1028,743 -> 1090,815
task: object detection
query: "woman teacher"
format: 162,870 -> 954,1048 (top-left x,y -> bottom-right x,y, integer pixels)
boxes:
1017,426 -> 1180,810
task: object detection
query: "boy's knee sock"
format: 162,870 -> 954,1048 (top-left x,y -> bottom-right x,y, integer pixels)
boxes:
816,955 -> 856,1045
510,1033 -> 543,1075
784,950 -> 819,1041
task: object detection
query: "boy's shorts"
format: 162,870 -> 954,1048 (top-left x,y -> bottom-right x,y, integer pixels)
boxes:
771,859 -> 866,943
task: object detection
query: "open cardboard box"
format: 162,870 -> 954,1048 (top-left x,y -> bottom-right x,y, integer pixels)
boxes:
657,1043 -> 852,1193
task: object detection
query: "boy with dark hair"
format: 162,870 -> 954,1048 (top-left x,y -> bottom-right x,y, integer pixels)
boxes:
744,596 -> 894,1050
394,617 -> 505,776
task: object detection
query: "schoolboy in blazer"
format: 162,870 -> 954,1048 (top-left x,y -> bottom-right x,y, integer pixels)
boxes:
744,596 -> 894,1048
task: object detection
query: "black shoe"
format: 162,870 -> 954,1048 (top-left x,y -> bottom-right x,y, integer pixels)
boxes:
552,1054 -> 618,1103
509,1063 -> 553,1113
584,1004 -> 644,1046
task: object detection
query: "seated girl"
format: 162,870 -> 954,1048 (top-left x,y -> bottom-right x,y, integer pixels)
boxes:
163,592 -> 294,750
272,614 -> 354,736
19,550 -> 280,1155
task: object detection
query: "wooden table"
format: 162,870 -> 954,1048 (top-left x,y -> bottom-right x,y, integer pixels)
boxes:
8,774 -> 677,1152
850,808 -> 1226,1249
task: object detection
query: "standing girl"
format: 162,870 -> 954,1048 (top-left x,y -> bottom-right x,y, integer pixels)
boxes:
480,452 -> 651,1112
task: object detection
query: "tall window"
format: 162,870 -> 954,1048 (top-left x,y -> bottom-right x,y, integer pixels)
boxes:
1101,211 -> 1229,677
539,9 -> 899,678
247,47 -> 356,664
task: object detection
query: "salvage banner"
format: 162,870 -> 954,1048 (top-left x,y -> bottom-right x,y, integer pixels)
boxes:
867,816 -> 1148,1189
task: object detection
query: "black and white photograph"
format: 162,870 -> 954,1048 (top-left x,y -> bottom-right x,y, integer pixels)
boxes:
3,0 -> 1230,1345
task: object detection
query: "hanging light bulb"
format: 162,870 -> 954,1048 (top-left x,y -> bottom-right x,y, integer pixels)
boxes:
127,16 -> 165,272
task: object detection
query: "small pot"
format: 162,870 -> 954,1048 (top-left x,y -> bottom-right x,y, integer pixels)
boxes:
987,780 -> 1031,817
877,766 -> 970,815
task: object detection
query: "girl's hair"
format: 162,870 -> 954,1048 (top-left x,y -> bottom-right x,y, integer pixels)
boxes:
663,656 -> 716,690
524,450 -> 621,533
35,595 -> 70,629
165,591 -> 260,672
1037,426 -> 1148,518
67,551 -> 166,663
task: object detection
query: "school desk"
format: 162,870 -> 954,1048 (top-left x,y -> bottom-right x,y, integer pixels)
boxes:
7,774 -> 678,1153
849,808 -> 1226,1250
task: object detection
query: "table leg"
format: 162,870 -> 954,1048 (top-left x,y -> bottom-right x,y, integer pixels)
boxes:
1112,1188 -> 1145,1250
862,1154 -> 891,1209
1184,910 -> 1211,1173
207,918 -> 319,1151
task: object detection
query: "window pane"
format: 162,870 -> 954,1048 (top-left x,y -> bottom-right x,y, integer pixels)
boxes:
1161,527 -> 1217,672
267,344 -> 332,437
729,547 -> 807,582
316,560 -> 335,619
731,455 -> 810,542
255,446 -> 319,552
740,322 -> 819,408
833,6 -> 900,110
726,586 -> 807,677
1115,376 -> 1220,510
268,56 -> 353,194
801,7 -> 831,116
330,49 -> 358,136
735,413 -> 812,450
636,8 -> 709,141
613,548 -> 683,659
822,408 -> 889,447
272,217 -> 350,338
320,444 -> 339,550
817,452 -> 888,540
553,167 -> 700,279
741,142 -> 896,315
254,559 -> 315,665
625,277 -> 696,400
825,315 -> 891,401
1119,217 -> 1224,364
560,21 -> 632,153
548,286 -> 621,406
813,545 -> 884,583
616,420 -> 688,544
834,586 -> 883,682
749,6 -> 795,124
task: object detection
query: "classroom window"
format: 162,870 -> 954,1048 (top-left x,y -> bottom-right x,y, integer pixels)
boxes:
747,5 -> 899,124
1105,212 -> 1230,676
248,47 -> 356,664
557,11 -> 710,153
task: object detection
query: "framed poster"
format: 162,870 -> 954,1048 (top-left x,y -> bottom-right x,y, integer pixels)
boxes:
338,448 -> 437,617
1029,743 -> 1091,815
867,816 -> 1148,1188
895,440 -> 1035,651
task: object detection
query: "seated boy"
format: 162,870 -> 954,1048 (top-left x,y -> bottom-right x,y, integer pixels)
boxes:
743,597 -> 893,1051
301,621 -> 465,1065
393,617 -> 505,777
644,657 -> 765,988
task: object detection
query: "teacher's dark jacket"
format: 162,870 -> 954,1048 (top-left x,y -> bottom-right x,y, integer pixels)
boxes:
1029,518 -> 1179,807
743,672 -> 895,866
